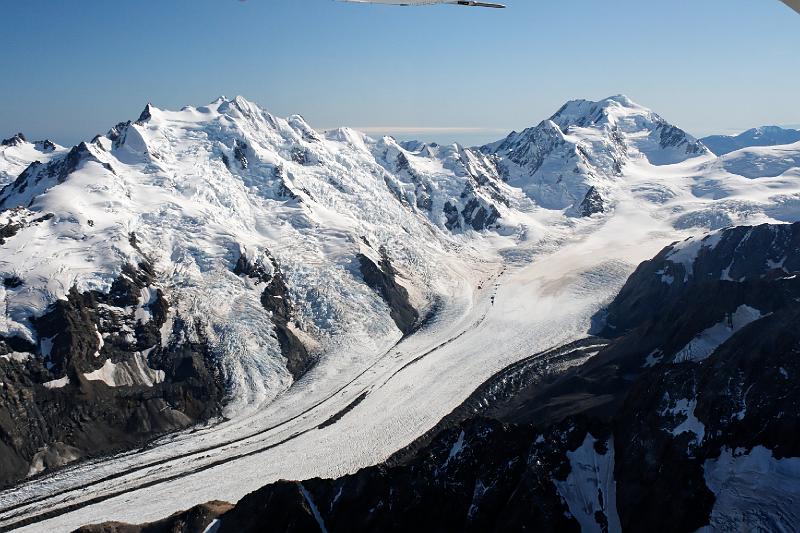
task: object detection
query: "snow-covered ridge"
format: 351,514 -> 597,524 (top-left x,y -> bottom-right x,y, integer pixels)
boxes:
664,222 -> 800,283
0,133 -> 65,187
702,126 -> 800,156
2,95 -> 800,416
0,95 -> 527,418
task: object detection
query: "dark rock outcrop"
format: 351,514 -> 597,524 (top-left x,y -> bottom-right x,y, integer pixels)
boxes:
216,419 -> 580,533
603,223 -> 800,345
0,209 -> 54,245
233,140 -> 249,170
1,133 -> 26,147
291,147 -> 311,165
107,121 -> 132,148
357,251 -> 419,336
578,186 -> 604,217
443,201 -> 460,231
657,122 -> 707,155
484,120 -> 566,177
261,270 -> 314,381
35,139 -> 57,152
137,104 -> 154,124
460,197 -> 501,231
378,142 -> 507,233
3,275 -> 23,288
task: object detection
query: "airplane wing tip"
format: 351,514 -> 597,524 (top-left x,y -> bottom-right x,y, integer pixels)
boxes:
453,1 -> 507,7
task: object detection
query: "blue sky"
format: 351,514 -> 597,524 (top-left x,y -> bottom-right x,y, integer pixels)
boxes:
1,0 -> 799,146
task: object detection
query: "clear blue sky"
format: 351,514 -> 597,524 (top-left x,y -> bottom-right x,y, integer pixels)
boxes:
1,0 -> 799,146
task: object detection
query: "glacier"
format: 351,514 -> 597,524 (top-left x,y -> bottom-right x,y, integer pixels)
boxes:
1,94 -> 800,531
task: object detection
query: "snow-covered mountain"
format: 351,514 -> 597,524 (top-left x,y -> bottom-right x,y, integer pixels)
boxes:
0,133 -> 65,186
702,126 -> 800,156
0,96 -> 519,420
483,95 -> 709,213
709,140 -> 800,180
2,95 -> 800,532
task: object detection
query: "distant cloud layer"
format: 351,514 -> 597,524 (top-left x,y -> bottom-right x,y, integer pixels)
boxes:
340,126 -> 510,135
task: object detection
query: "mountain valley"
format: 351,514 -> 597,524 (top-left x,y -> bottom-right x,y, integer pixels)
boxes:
1,95 -> 799,532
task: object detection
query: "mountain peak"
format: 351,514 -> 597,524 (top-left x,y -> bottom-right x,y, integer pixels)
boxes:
1,133 -> 27,147
136,103 -> 154,124
481,95 -> 711,211
606,94 -> 636,106
215,95 -> 265,120
548,95 -> 653,131
747,125 -> 789,137
701,126 -> 800,156
35,139 -> 57,152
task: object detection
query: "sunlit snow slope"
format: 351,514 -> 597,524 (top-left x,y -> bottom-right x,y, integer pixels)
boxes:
2,95 -> 800,531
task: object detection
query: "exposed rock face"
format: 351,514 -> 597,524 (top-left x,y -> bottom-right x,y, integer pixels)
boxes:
461,196 -> 501,231
216,418 -> 582,533
657,122 -> 707,155
0,260 -> 225,487
4,95 -> 799,528
603,223 -> 800,345
443,201 -> 460,231
0,208 -> 53,245
233,140 -> 249,170
106,121 -> 132,147
175,222 -> 800,532
36,140 -> 57,152
578,186 -> 604,217
357,251 -> 419,336
486,118 -> 573,178
137,104 -> 154,124
0,134 -> 67,187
